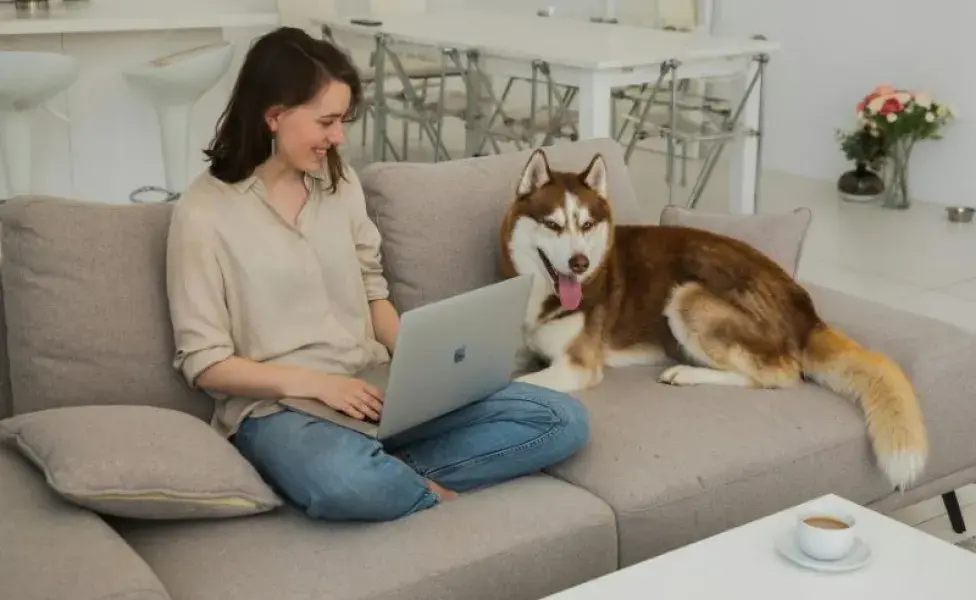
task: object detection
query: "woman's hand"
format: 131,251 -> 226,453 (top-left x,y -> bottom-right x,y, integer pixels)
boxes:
195,359 -> 385,422
296,371 -> 384,422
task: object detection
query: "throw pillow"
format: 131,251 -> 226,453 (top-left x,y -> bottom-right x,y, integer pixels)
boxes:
0,405 -> 282,519
0,196 -> 213,420
658,205 -> 813,277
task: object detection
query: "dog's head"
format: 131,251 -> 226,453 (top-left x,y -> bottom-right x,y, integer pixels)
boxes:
501,149 -> 613,311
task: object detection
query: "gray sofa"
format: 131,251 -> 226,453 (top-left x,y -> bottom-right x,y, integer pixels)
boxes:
2,138 -> 976,600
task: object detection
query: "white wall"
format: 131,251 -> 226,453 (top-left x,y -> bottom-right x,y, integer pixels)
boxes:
713,0 -> 973,207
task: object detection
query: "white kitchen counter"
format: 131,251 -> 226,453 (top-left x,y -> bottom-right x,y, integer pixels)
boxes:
0,0 -> 278,36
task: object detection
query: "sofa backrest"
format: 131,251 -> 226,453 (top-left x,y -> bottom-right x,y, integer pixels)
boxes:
360,138 -> 645,313
0,139 -> 641,419
0,197 -> 212,420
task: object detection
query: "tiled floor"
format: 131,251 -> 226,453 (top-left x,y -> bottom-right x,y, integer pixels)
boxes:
343,127 -> 976,546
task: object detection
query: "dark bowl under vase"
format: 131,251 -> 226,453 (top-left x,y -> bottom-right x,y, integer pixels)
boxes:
837,164 -> 885,203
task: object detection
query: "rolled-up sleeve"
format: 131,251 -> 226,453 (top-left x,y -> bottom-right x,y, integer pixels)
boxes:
347,170 -> 390,302
165,203 -> 235,386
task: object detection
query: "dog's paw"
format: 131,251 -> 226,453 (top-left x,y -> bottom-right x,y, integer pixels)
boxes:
516,366 -> 583,393
658,365 -> 700,386
658,365 -> 752,387
515,369 -> 560,390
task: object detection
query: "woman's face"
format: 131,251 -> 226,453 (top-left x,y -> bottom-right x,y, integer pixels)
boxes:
265,80 -> 350,173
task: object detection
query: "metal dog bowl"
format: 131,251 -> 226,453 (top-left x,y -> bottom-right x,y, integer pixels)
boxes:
946,206 -> 975,223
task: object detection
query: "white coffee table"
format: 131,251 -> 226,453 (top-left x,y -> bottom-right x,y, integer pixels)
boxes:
543,494 -> 976,598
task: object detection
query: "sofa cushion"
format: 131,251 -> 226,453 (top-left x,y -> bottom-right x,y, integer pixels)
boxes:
659,205 -> 812,277
112,474 -> 617,600
0,196 -> 212,419
360,138 -> 646,313
543,282 -> 976,566
0,447 -> 172,600
0,404 -> 282,519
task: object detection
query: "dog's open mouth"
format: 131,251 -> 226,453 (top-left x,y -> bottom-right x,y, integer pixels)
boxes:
537,249 -> 583,311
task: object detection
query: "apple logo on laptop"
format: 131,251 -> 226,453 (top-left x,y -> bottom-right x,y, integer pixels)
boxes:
453,346 -> 466,364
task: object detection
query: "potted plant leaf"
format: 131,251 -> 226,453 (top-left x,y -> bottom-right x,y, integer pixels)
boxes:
835,123 -> 888,203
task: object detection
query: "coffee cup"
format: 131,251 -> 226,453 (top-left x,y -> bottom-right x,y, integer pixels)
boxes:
795,510 -> 856,561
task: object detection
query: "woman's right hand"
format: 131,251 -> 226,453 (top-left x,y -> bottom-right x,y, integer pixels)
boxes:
293,371 -> 384,422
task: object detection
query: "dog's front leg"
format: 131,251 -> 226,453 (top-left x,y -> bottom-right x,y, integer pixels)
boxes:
511,344 -> 541,377
516,313 -> 599,392
515,356 -> 600,392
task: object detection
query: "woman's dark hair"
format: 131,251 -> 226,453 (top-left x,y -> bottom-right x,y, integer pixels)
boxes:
204,27 -> 363,193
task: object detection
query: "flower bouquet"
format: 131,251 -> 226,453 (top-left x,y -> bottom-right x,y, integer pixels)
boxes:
855,84 -> 955,208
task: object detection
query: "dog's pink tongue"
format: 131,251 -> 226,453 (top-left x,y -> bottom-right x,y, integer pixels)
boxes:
557,274 -> 582,311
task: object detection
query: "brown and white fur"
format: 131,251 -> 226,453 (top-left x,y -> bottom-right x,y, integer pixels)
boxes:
499,148 -> 929,491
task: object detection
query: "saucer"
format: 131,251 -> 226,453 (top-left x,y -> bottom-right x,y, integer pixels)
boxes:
774,530 -> 872,573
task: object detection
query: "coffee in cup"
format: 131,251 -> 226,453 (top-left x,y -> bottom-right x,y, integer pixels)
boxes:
795,510 -> 856,561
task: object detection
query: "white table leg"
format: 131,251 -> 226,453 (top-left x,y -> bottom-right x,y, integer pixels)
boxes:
727,59 -> 762,214
576,71 -> 613,139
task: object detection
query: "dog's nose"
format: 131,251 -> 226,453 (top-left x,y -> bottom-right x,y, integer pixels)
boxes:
569,254 -> 589,274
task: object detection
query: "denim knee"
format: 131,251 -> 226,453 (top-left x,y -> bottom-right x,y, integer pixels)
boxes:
503,382 -> 591,458
546,393 -> 591,459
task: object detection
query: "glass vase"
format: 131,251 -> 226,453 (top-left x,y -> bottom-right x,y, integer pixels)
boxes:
882,139 -> 914,210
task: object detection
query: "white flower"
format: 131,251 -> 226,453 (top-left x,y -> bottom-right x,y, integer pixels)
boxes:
868,96 -> 888,114
925,112 -> 936,122
937,105 -> 948,117
894,92 -> 912,105
887,113 -> 898,123
915,93 -> 933,108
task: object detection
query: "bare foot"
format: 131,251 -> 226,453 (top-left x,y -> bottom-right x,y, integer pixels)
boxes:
426,479 -> 459,502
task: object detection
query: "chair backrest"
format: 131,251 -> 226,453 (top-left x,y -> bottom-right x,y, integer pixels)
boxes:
622,0 -> 712,32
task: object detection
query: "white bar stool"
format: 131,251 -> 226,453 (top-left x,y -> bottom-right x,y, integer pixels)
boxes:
0,51 -> 80,199
123,42 -> 234,203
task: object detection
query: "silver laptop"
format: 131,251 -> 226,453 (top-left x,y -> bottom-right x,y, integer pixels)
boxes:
280,275 -> 533,440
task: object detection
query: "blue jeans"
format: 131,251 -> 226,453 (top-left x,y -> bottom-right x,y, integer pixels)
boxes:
233,382 -> 589,522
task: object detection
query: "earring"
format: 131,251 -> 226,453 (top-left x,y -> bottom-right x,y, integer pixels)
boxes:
270,135 -> 277,156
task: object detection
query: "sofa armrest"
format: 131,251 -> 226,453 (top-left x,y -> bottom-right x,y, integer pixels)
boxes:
807,284 -> 976,483
0,447 -> 171,600
807,283 -> 976,369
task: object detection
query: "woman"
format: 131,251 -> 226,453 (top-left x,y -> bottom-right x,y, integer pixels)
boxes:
166,27 -> 590,522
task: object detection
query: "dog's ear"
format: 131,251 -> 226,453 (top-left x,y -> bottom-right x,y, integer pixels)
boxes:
517,149 -> 553,197
580,153 -> 608,198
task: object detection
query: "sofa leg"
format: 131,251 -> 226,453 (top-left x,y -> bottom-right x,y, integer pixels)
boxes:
943,491 -> 967,534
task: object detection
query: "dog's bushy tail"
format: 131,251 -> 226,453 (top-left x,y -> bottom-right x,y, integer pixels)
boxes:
801,323 -> 928,490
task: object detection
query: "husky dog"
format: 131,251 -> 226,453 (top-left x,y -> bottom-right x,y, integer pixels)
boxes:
498,148 -> 928,490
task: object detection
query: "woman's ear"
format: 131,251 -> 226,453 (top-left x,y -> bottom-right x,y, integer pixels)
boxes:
264,105 -> 284,133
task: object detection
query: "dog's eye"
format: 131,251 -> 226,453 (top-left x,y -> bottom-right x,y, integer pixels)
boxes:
580,221 -> 594,232
542,219 -> 561,232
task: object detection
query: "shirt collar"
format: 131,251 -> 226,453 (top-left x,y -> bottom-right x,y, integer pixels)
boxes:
230,167 -> 328,194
